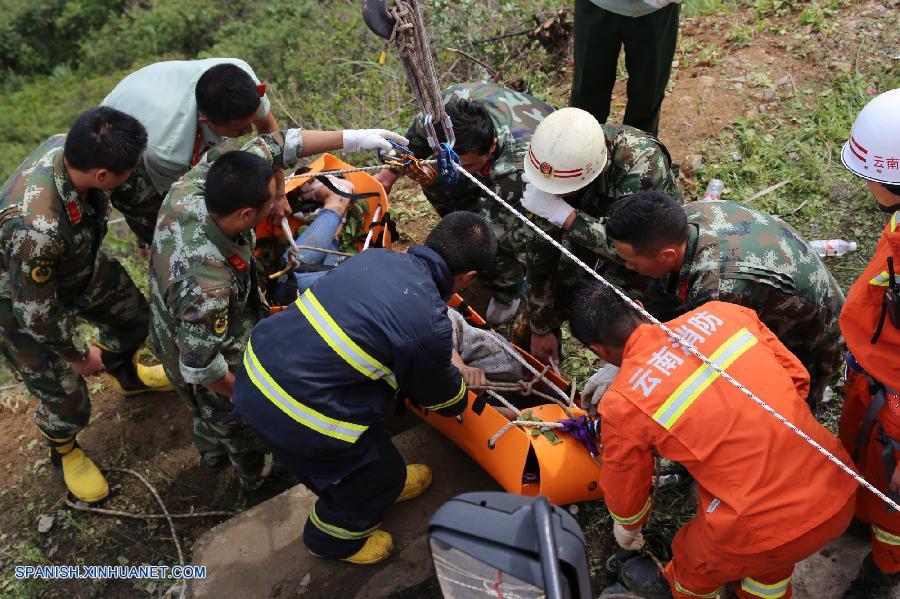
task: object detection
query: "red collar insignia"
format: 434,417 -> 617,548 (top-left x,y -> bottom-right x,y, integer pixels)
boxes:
678,279 -> 688,302
228,255 -> 247,272
66,202 -> 81,225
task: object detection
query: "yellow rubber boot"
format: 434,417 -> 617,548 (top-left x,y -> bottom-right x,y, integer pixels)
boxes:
47,437 -> 109,503
343,530 -> 393,565
105,351 -> 173,396
395,464 -> 432,503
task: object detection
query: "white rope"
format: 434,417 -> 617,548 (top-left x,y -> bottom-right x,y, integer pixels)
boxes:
487,329 -> 572,410
485,389 -> 520,416
453,162 -> 900,512
488,418 -> 564,449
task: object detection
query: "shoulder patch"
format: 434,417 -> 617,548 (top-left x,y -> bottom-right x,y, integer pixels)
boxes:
30,258 -> 54,284
213,310 -> 228,335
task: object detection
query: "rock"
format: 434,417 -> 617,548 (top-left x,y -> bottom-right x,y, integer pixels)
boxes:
733,82 -> 744,91
788,152 -> 800,161
731,151 -> 743,162
763,88 -> 776,100
37,515 -> 54,534
683,154 -> 704,177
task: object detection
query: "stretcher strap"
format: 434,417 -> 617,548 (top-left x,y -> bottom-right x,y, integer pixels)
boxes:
453,162 -> 900,513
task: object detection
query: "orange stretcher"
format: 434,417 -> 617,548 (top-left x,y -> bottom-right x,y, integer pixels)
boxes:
407,296 -> 604,506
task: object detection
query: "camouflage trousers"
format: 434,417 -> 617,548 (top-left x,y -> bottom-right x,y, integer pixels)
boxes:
425,188 -> 532,305
0,253 -> 148,438
109,161 -> 164,247
172,382 -> 266,483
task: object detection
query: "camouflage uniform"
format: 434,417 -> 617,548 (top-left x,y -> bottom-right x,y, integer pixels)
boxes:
0,135 -> 149,438
526,124 -> 682,335
406,82 -> 555,304
645,200 -> 845,407
149,130 -> 303,478
108,161 -> 162,246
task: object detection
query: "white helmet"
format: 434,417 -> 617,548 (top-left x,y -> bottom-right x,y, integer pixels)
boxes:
524,107 -> 608,195
841,88 -> 900,185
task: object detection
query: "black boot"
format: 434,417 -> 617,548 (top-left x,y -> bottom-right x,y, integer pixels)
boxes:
620,557 -> 674,599
101,349 -> 172,396
843,552 -> 900,598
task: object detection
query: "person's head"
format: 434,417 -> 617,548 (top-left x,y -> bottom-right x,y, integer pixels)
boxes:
569,282 -> 644,366
424,211 -> 498,292
607,191 -> 689,277
841,88 -> 900,212
205,151 -> 275,235
443,99 -> 497,174
196,63 -> 262,138
523,107 -> 608,196
64,106 -> 147,190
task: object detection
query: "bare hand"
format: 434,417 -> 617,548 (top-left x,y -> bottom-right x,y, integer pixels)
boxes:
459,365 -> 487,389
373,169 -> 400,195
68,346 -> 105,377
531,333 -> 559,365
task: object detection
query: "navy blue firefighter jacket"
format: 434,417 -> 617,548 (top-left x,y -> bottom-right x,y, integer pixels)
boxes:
232,245 -> 468,484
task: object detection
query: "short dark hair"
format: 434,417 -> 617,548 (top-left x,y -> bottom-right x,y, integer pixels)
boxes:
607,191 -> 689,255
883,182 -> 900,198
195,63 -> 261,125
425,211 -> 497,275
569,282 -> 643,348
64,107 -> 147,175
205,151 -> 273,216
441,99 -> 495,156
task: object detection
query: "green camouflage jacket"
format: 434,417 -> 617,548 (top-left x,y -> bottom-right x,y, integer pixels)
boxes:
0,135 -> 110,361
148,130 -> 303,388
526,124 -> 681,334
649,200 -> 844,391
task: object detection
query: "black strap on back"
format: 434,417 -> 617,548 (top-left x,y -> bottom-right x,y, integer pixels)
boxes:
872,256 -> 898,344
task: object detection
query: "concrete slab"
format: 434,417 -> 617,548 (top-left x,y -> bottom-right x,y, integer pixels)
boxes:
189,423 -> 500,599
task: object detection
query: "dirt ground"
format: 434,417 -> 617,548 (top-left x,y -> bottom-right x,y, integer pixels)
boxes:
0,1 -> 898,596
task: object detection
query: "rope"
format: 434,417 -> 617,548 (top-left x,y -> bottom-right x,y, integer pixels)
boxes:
487,330 -> 575,414
484,389 -> 520,416
452,162 -> 900,513
488,419 -> 563,449
284,164 -> 394,181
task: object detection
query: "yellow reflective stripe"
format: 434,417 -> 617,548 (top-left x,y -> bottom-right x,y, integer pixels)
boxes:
309,507 -> 378,540
609,496 -> 651,526
740,577 -> 791,599
652,328 -> 758,430
673,579 -> 720,598
873,524 -> 900,546
243,340 -> 367,443
296,291 -> 398,390
870,271 -> 894,287
425,378 -> 467,411
891,211 -> 897,232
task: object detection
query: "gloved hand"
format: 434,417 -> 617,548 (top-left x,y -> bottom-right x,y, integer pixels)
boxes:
521,183 -> 575,228
581,364 -> 620,417
643,0 -> 681,8
298,175 -> 355,201
613,523 -> 645,550
343,129 -> 409,153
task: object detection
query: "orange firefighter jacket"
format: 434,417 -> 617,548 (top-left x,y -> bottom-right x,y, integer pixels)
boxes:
599,301 -> 857,552
840,210 -> 900,390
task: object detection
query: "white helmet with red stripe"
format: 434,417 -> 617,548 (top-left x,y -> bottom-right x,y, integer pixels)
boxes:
841,88 -> 900,185
524,107 -> 608,195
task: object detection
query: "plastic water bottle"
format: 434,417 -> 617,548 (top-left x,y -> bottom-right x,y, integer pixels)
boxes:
702,179 -> 724,201
809,239 -> 858,257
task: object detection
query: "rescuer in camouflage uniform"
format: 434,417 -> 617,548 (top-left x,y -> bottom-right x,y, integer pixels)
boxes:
607,192 -> 845,409
149,127 -> 405,486
0,107 -> 171,504
519,107 -> 682,364
375,82 -> 555,325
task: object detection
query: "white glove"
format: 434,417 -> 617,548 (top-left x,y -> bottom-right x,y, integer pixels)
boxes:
643,0 -> 680,8
298,175 -> 355,200
342,129 -> 409,153
521,183 -> 576,228
581,364 -> 620,417
613,522 -> 646,550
